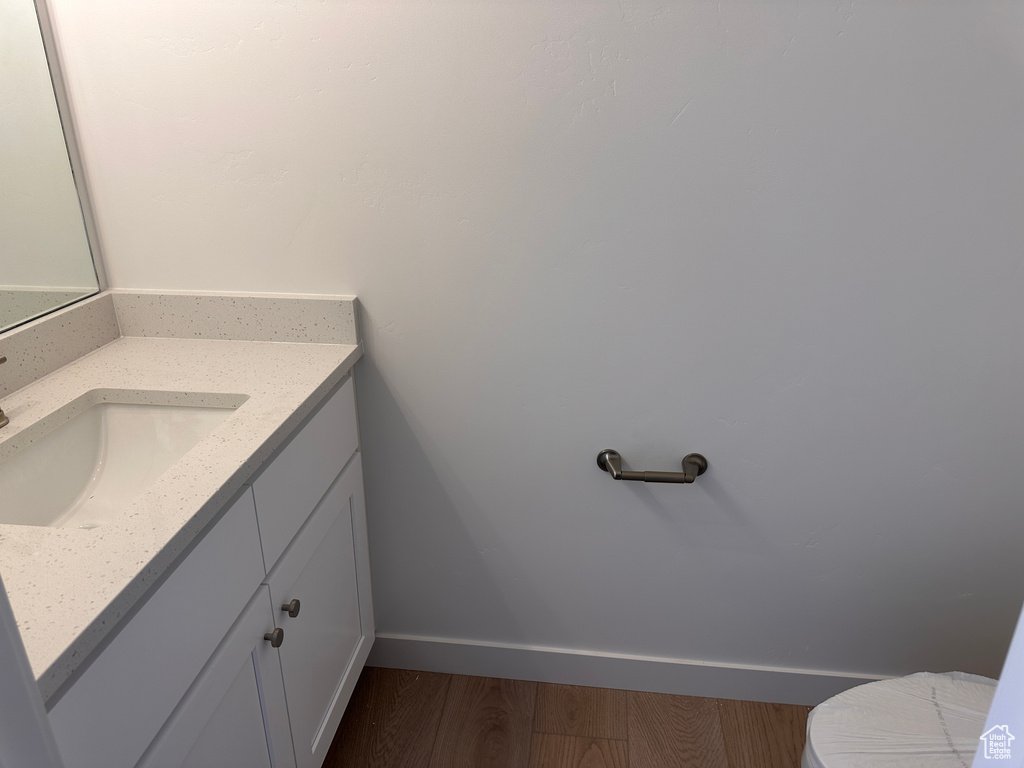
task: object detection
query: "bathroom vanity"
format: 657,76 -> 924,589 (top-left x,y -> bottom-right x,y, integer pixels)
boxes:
0,292 -> 372,768
3,2 -> 374,763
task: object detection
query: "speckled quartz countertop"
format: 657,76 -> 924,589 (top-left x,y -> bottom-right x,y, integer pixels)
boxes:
0,292 -> 360,701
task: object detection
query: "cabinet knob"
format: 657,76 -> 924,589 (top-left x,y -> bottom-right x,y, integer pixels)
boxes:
281,599 -> 301,618
264,627 -> 284,648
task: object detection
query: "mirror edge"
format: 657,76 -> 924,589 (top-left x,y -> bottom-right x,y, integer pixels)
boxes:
31,0 -> 108,290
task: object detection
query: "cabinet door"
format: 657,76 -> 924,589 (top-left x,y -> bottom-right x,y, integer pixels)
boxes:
50,488 -> 265,768
137,586 -> 296,768
264,454 -> 374,768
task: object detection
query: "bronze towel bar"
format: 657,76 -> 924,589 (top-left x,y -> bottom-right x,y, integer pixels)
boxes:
596,449 -> 708,484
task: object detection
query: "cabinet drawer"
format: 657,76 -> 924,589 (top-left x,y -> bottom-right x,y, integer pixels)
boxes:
49,488 -> 265,768
253,377 -> 358,571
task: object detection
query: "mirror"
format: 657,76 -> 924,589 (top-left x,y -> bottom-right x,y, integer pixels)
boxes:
1,0 -> 100,333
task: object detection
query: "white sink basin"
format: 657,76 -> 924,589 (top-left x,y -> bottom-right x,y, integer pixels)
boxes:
0,393 -> 244,529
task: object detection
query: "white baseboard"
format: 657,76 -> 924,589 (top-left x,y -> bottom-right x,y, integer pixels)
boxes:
367,633 -> 887,706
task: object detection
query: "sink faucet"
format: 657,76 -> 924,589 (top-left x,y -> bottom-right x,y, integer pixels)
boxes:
0,355 -> 8,428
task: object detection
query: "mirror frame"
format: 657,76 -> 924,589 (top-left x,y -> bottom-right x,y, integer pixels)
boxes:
27,0 -> 107,291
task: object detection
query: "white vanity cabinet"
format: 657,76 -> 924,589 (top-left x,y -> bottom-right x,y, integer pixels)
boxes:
47,375 -> 374,768
142,454 -> 372,768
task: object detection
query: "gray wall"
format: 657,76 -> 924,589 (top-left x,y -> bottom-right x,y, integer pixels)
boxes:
51,0 -> 1024,691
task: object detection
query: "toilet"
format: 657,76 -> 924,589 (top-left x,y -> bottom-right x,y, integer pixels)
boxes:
801,671 -> 997,767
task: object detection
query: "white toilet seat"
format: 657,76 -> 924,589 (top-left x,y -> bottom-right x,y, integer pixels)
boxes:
802,671 -> 997,768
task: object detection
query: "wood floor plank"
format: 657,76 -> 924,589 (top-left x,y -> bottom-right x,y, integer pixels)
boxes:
323,667 -> 451,768
322,668 -> 815,768
628,691 -> 729,768
533,684 -> 628,740
718,699 -> 811,768
528,734 -> 628,768
428,675 -> 538,768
